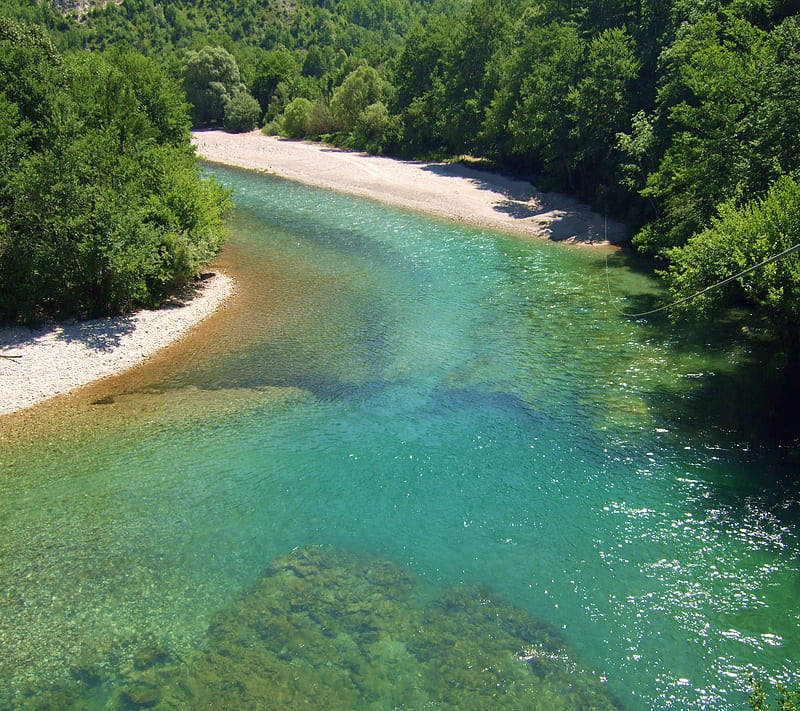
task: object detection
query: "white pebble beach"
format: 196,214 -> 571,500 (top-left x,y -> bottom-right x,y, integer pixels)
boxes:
0,273 -> 233,416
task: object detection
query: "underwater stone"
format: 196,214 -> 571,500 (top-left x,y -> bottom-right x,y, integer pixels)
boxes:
69,657 -> 104,686
157,546 -> 622,710
121,681 -> 160,707
132,645 -> 170,670
27,546 -> 622,710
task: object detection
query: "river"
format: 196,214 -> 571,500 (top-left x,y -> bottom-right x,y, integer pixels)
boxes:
1,164 -> 798,710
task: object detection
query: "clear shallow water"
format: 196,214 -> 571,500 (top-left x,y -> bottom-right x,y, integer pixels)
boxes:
1,164 -> 799,709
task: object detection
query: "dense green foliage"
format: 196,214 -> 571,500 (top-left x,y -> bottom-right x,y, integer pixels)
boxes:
2,0 -> 800,337
1,0 -> 798,340
664,176 -> 800,331
182,45 -> 260,130
387,0 -> 799,345
0,17 -> 230,322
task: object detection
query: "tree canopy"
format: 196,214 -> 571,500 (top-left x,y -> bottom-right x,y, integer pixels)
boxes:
4,0 -> 800,346
0,17 -> 230,322
183,45 -> 261,130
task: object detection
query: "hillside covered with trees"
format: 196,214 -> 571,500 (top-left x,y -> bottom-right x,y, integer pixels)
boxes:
2,0 -> 800,351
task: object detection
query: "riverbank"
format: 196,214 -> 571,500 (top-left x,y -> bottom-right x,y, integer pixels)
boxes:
0,133 -> 621,418
0,271 -> 234,416
192,130 -> 627,245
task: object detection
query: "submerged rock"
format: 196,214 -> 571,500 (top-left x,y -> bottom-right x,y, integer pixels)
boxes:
132,645 -> 170,671
15,546 -> 623,710
165,546 -> 623,710
121,682 -> 160,708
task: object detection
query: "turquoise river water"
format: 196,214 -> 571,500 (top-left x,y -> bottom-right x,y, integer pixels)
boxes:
1,164 -> 799,710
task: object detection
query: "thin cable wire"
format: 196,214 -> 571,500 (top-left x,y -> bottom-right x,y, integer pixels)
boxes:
606,242 -> 800,318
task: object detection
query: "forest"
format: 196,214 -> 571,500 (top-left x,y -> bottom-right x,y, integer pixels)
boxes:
2,0 -> 799,353
0,14 -> 231,321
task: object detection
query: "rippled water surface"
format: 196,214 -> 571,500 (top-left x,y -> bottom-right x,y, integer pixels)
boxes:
1,164 -> 798,710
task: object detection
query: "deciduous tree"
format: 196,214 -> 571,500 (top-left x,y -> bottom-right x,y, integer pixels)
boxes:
182,45 -> 259,128
0,22 -> 230,322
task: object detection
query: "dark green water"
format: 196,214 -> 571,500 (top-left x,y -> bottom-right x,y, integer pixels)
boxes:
1,164 -> 798,710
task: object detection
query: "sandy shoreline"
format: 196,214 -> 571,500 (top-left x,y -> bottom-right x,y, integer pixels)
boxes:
0,272 -> 233,416
192,129 -> 627,245
1,131 -> 624,417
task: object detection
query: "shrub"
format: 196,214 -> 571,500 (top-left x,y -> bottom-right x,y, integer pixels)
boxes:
224,90 -> 262,132
282,97 -> 313,138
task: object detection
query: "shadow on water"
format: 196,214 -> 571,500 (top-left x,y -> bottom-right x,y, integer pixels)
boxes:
19,546 -> 627,711
428,385 -> 544,425
650,341 -> 800,460
604,249 -> 800,465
